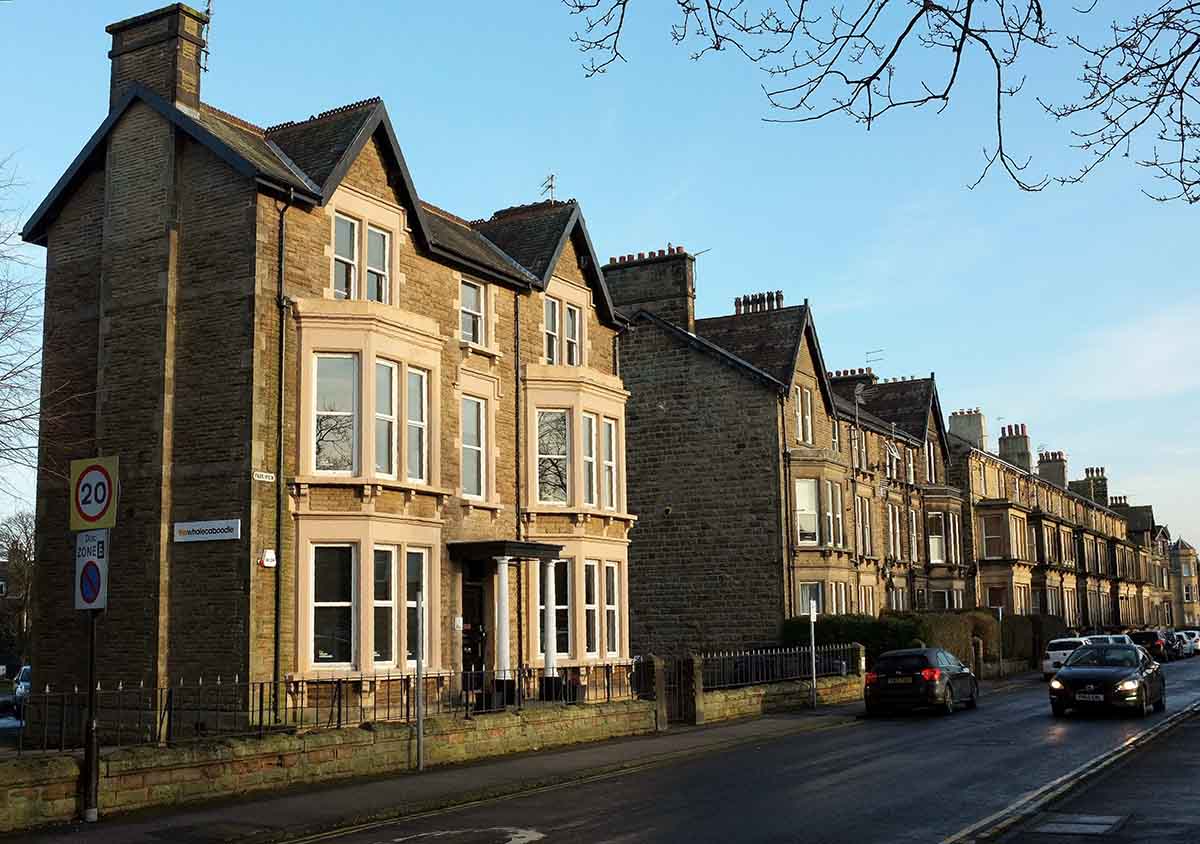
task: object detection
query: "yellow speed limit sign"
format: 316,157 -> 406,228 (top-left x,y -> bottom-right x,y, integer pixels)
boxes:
70,456 -> 119,531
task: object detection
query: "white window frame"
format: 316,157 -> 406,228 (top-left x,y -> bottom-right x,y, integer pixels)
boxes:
366,226 -> 390,304
602,418 -> 618,510
799,581 -> 822,615
909,508 -> 919,562
824,481 -> 835,546
312,543 -> 356,668
537,409 -> 571,505
404,547 -> 429,669
584,559 -> 600,657
886,442 -> 900,479
406,367 -> 429,484
565,304 -> 582,366
801,388 -> 814,444
373,546 -> 396,667
928,512 -> 946,564
906,449 -> 915,484
538,560 -> 573,657
375,360 -> 397,478
859,430 -> 869,470
795,478 -> 820,547
544,297 -> 561,365
461,395 -> 486,499
851,428 -> 860,469
582,413 -> 597,507
460,280 -> 486,345
832,421 -> 840,452
926,439 -> 937,484
856,495 -> 873,556
833,483 -> 844,546
314,352 -> 358,475
604,561 -> 620,657
982,514 -> 1005,559
333,214 -> 358,300
950,512 -> 961,564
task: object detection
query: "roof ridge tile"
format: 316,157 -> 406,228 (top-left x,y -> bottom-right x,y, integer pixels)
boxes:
200,102 -> 265,135
265,96 -> 382,134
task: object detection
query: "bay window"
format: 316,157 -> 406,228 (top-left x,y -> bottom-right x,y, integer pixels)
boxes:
539,560 -> 572,656
315,354 -> 358,473
373,547 -> 394,664
405,548 -> 429,665
375,361 -> 396,476
406,368 -> 428,483
584,560 -> 599,656
909,508 -> 919,562
824,480 -> 844,547
582,414 -> 597,506
856,495 -> 873,555
928,513 -> 946,564
950,513 -> 961,564
461,396 -> 486,498
604,562 -> 620,656
537,410 -> 570,503
794,479 -> 819,546
982,514 -> 1005,558
313,545 -> 354,665
799,581 -> 822,615
602,418 -> 617,509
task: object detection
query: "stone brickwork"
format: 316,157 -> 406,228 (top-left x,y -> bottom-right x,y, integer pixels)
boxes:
0,700 -> 656,834
700,676 -> 863,724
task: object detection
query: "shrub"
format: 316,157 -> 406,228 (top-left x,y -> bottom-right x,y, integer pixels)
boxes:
782,611 -> 975,666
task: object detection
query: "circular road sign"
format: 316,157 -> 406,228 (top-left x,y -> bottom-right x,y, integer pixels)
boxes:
79,560 -> 102,605
74,463 -> 114,525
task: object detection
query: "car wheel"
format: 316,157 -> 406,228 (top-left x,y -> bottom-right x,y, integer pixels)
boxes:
965,681 -> 979,710
1154,685 -> 1167,713
1051,700 -> 1067,718
1138,687 -> 1152,718
941,686 -> 955,716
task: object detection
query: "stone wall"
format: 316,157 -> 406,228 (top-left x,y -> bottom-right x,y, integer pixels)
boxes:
0,699 -> 656,834
700,676 -> 863,724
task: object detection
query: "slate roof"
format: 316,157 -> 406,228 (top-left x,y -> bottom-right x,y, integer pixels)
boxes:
22,88 -> 623,326
832,395 -> 917,441
628,311 -> 786,389
830,377 -> 934,441
472,201 -> 580,284
694,306 -> 808,385
1120,504 -> 1157,534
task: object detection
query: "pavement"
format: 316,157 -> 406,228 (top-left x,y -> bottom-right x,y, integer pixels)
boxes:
17,666 -> 1190,844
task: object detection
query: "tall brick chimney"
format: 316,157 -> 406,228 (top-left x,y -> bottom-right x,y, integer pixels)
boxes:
1069,467 -> 1110,507
948,408 -> 988,452
107,4 -> 209,113
1037,450 -> 1068,488
998,423 -> 1032,472
604,246 -> 695,332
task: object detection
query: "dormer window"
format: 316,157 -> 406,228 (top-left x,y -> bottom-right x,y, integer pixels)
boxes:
334,215 -> 357,299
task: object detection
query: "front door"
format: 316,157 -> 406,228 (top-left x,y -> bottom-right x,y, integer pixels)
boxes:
462,579 -> 486,672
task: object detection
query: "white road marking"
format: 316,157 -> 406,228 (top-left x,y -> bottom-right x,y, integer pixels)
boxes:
390,830 -> 544,843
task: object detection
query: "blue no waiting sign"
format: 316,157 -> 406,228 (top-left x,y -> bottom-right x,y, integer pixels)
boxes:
75,530 -> 109,610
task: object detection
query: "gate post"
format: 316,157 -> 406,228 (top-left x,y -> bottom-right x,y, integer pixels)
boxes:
687,654 -> 705,726
649,654 -> 668,732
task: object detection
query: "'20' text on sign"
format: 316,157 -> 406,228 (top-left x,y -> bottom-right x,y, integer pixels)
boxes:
70,456 -> 119,532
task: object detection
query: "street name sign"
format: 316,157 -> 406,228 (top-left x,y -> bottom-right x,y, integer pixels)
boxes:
75,530 -> 109,610
70,456 -> 119,531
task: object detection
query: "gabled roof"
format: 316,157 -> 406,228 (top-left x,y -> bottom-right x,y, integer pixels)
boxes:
832,395 -> 921,444
829,375 -> 951,458
695,306 -> 807,386
22,84 -> 322,244
22,89 -> 624,326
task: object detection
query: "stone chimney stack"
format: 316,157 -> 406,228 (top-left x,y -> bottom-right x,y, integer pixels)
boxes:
948,408 -> 988,452
998,422 -> 1032,472
828,367 -> 880,395
1037,450 -> 1068,488
107,4 -> 209,113
1069,466 -> 1110,507
604,245 -> 695,332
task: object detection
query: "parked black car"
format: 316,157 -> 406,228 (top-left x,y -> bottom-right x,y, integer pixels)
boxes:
865,648 -> 979,716
1129,630 -> 1173,662
1048,644 -> 1165,717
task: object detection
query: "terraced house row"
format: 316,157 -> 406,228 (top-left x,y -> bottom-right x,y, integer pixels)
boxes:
24,4 -> 1182,691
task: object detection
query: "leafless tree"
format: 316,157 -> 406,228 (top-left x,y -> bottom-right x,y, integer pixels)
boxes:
0,510 -> 34,664
563,1 -> 1200,202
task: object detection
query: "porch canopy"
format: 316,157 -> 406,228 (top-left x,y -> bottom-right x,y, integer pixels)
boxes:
446,539 -> 563,563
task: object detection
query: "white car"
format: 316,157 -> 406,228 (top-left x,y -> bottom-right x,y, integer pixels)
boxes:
1174,632 -> 1196,657
1180,630 -> 1200,650
1043,637 -> 1089,680
1086,634 -> 1133,646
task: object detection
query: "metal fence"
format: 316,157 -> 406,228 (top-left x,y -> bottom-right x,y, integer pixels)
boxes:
16,661 -> 641,755
701,644 -> 860,690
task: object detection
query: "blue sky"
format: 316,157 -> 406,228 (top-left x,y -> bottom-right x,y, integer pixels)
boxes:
1,1 -> 1196,540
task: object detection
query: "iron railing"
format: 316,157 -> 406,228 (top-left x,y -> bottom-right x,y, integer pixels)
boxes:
15,661 -> 641,755
701,644 -> 859,690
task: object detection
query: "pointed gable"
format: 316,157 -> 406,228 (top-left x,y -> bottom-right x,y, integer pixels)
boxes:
695,306 -> 807,386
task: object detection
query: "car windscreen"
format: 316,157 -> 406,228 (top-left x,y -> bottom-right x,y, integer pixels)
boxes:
874,654 -> 929,673
1065,646 -> 1139,668
16,667 -> 30,682
1129,632 -> 1159,644
1048,640 -> 1083,652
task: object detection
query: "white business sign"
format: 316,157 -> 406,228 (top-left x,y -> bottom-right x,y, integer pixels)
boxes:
173,519 -> 241,543
75,529 -> 109,610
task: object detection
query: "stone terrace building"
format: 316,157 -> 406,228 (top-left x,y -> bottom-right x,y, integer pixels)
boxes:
947,413 -> 1141,629
24,4 -> 635,692
605,249 -> 963,655
1109,498 -> 1173,627
1171,539 -> 1199,626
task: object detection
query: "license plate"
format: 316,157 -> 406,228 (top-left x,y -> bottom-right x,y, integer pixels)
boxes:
889,677 -> 913,684
1076,693 -> 1104,702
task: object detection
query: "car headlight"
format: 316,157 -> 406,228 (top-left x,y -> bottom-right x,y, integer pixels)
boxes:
1117,679 -> 1139,692
1049,679 -> 1064,690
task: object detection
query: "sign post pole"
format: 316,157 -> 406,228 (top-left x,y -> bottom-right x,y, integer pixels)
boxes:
416,589 -> 424,773
84,609 -> 99,822
810,598 -> 818,710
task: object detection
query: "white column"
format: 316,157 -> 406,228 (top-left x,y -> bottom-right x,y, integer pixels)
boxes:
494,556 -> 512,674
543,558 -> 558,678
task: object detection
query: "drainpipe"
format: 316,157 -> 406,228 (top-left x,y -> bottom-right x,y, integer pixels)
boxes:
780,395 -> 794,619
514,293 -> 524,692
274,189 -> 294,719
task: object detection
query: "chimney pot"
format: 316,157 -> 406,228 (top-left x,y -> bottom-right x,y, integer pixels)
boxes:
658,249 -> 666,257
677,246 -> 685,254
866,367 -> 873,375
608,256 -> 615,264
776,290 -> 784,308
734,297 -> 743,315
637,252 -> 645,260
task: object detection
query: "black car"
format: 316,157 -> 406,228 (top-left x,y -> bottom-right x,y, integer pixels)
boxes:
1048,644 -> 1165,717
865,648 -> 979,716
1129,630 -> 1173,662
